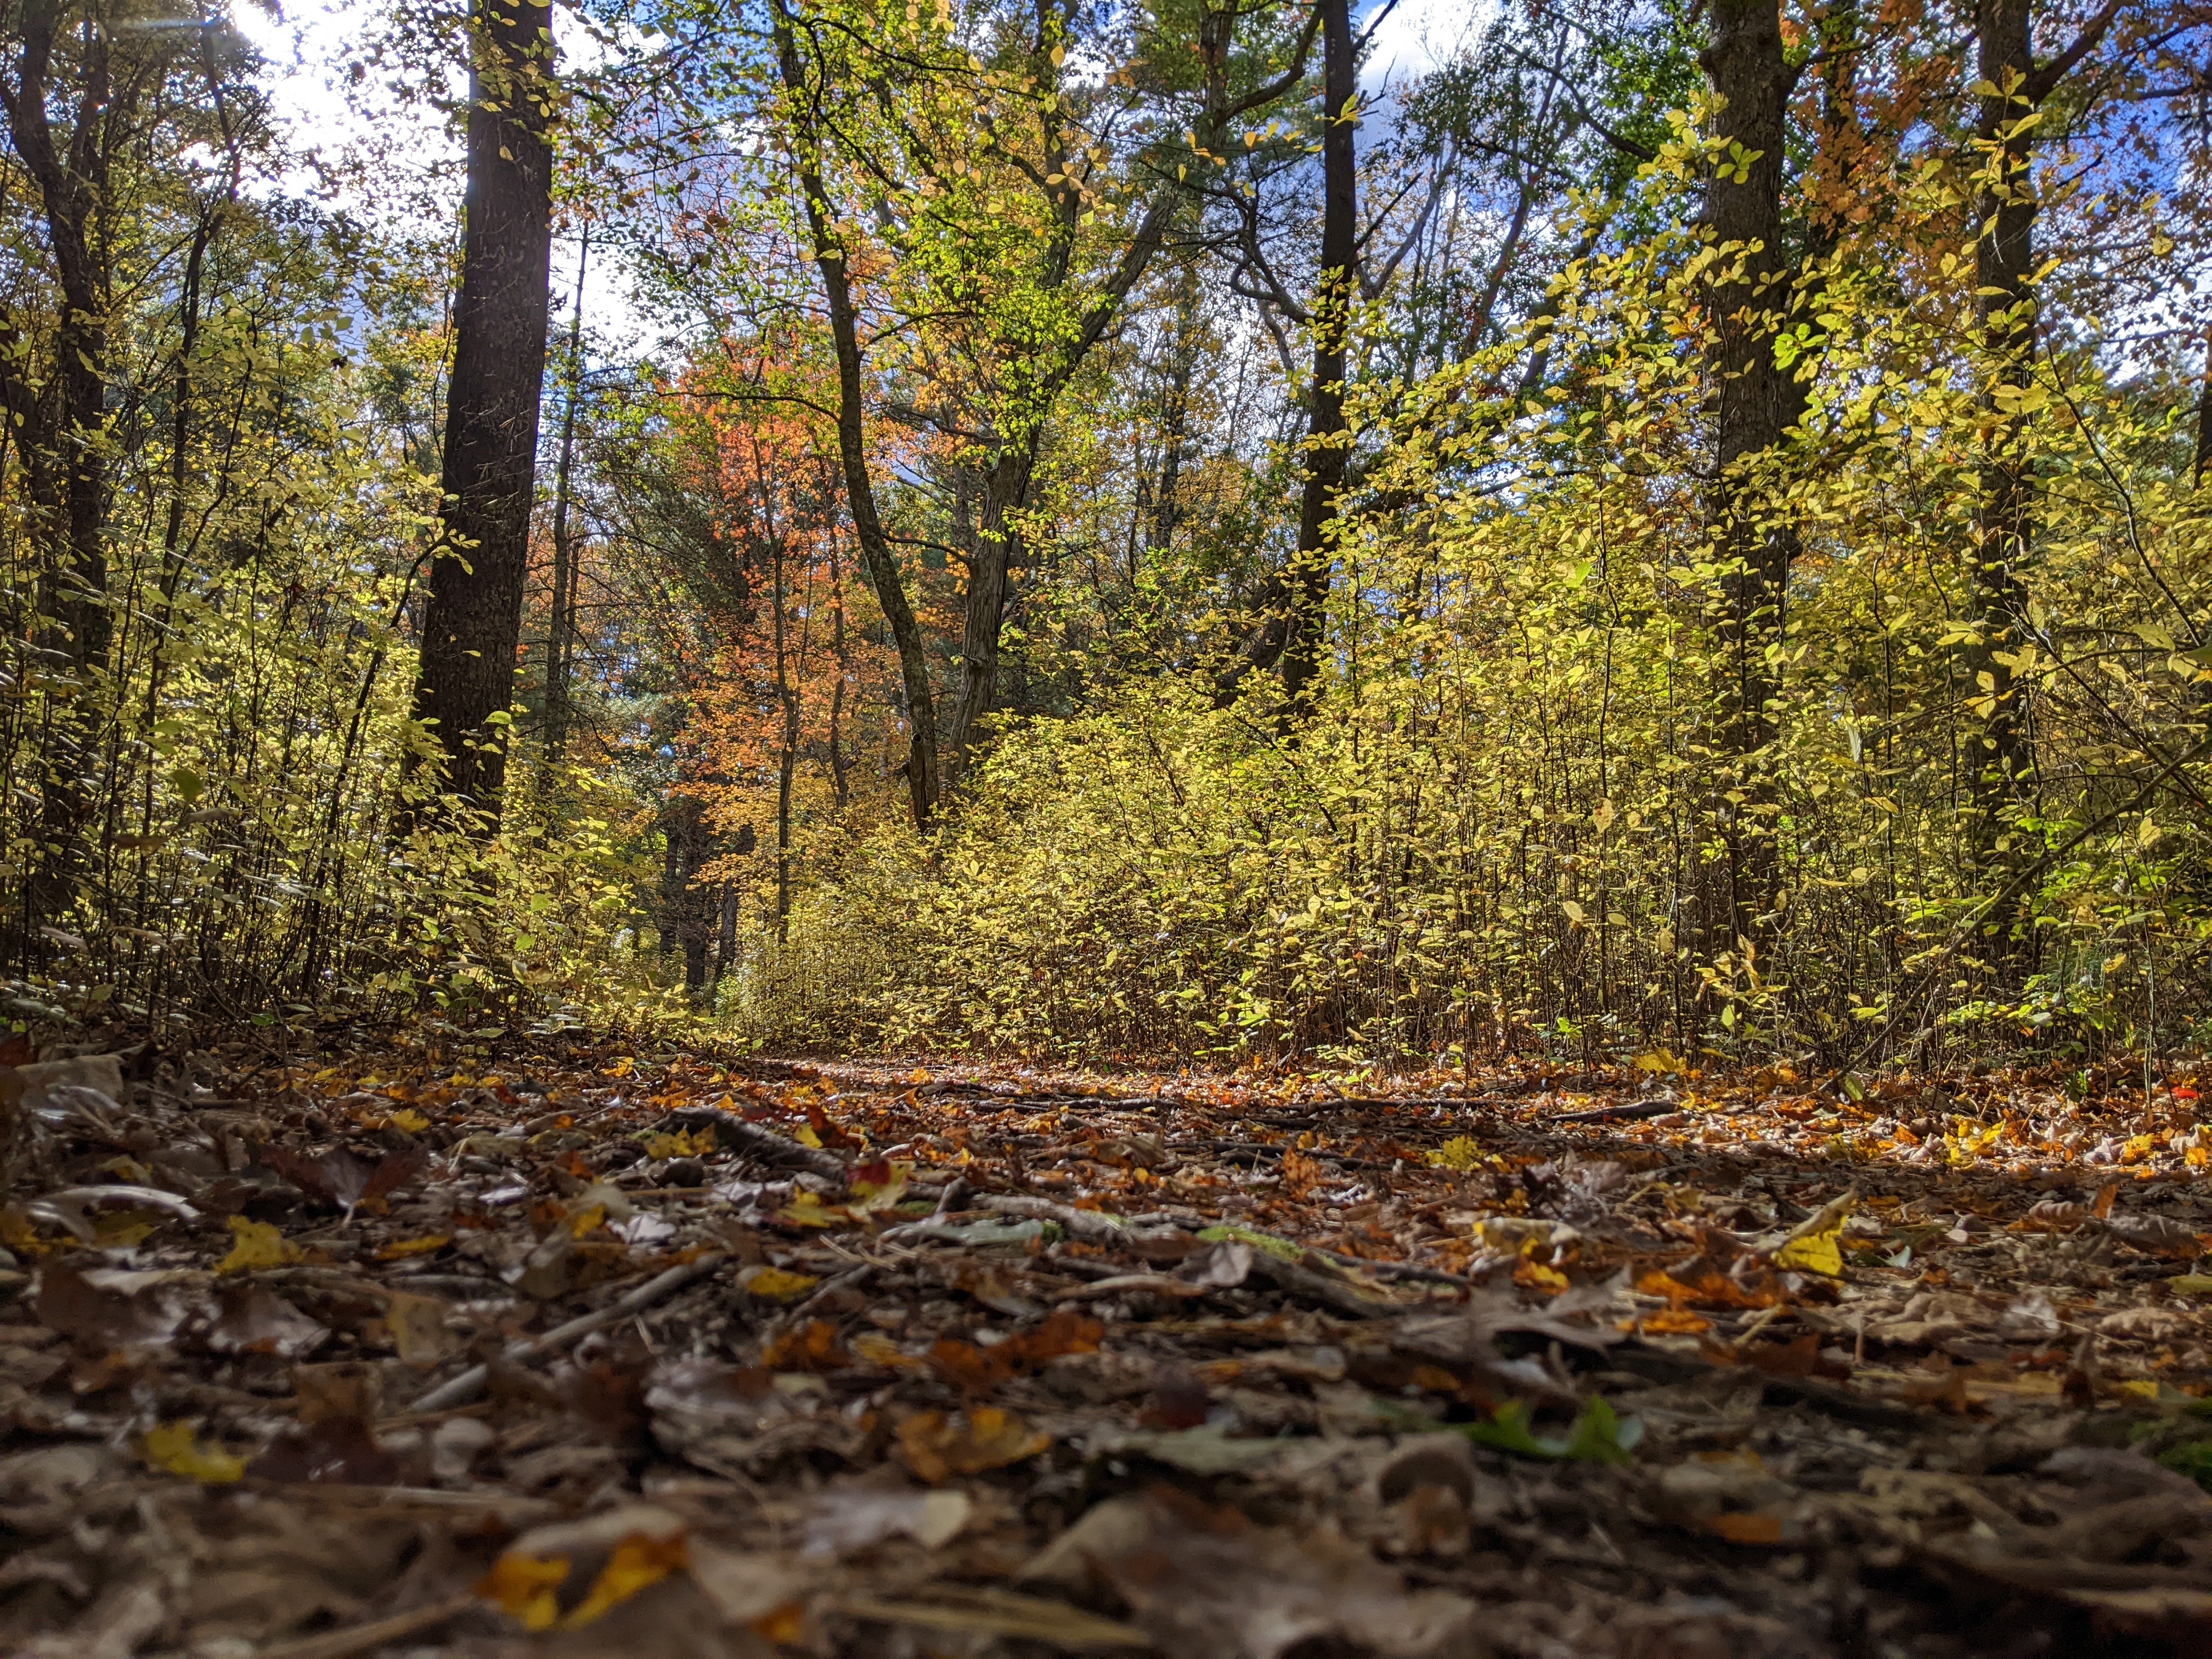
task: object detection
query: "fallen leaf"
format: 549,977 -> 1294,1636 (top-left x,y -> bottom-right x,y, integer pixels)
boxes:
35,1260 -> 186,1354
261,1144 -> 427,1215
1045,1489 -> 1479,1659
140,1421 -> 245,1484
375,1233 -> 453,1261
2108,1212 -> 2203,1260
1425,1136 -> 1485,1171
205,1282 -> 328,1358
897,1407 -> 1051,1481
762,1319 -> 850,1372
479,1505 -> 689,1632
217,1216 -> 304,1274
562,1531 -> 691,1628
1002,1308 -> 1104,1367
740,1266 -> 820,1303
776,1190 -> 844,1228
1462,1396 -> 1641,1464
246,1413 -> 405,1485
848,1160 -> 910,1213
382,1290 -> 458,1362
641,1125 -> 716,1159
1773,1194 -> 1853,1276
803,1488 -> 972,1556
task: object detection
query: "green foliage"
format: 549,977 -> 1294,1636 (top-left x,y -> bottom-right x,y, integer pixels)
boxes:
1462,1397 -> 1643,1465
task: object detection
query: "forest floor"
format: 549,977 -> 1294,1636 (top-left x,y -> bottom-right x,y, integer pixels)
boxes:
3,1031 -> 2211,1659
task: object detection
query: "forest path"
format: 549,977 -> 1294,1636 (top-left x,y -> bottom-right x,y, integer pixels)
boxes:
2,1031 -> 2208,1656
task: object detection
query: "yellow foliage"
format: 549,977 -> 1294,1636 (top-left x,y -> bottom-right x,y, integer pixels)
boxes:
218,1216 -> 303,1274
140,1423 -> 245,1484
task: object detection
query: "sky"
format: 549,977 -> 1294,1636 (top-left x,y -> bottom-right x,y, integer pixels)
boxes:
229,0 -> 1488,357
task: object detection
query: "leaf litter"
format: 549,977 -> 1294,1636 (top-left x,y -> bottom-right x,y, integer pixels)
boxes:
0,1035 -> 2208,1656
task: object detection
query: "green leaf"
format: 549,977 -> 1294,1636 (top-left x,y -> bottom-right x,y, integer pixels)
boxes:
1461,1397 -> 1641,1464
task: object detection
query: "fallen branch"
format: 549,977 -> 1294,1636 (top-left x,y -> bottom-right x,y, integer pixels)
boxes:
974,1192 -> 1132,1245
410,1252 -> 726,1413
1547,1098 -> 1679,1124
250,1590 -> 479,1659
651,1107 -> 851,1186
1247,1252 -> 1401,1320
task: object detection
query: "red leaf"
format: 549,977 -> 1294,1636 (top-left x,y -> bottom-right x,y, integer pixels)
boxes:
261,1145 -> 426,1214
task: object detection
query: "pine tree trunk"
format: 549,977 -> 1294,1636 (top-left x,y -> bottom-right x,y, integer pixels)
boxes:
408,0 -> 555,826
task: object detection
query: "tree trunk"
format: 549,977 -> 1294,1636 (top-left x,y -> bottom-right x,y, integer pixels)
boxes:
1965,0 -> 2039,853
5,0 -> 116,929
407,0 -> 555,825
774,4 -> 939,830
1278,0 -> 1358,719
1700,0 -> 1804,943
945,445 -> 1036,781
545,227 -> 589,762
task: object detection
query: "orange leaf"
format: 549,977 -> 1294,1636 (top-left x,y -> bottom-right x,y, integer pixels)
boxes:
896,1407 -> 1050,1482
1701,1511 -> 1785,1545
762,1318 -> 849,1373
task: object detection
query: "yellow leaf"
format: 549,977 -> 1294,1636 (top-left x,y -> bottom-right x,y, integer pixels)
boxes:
561,1532 -> 689,1628
847,1160 -> 911,1212
375,1233 -> 453,1261
2169,1274 -> 2212,1297
793,1124 -> 825,1149
1425,1136 -> 1484,1171
1514,1258 -> 1569,1294
218,1216 -> 303,1274
478,1553 -> 569,1632
140,1422 -> 245,1484
566,1204 -> 607,1238
1773,1223 -> 1844,1277
741,1266 -> 820,1302
777,1190 -> 844,1228
388,1108 -> 431,1133
641,1126 -> 714,1159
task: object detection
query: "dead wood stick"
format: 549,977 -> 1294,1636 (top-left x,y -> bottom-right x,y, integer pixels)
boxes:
1247,1253 -> 1400,1320
651,1106 -> 851,1186
1545,1098 -> 1677,1125
250,1590 -> 479,1659
973,1192 -> 1131,1245
410,1253 -> 725,1413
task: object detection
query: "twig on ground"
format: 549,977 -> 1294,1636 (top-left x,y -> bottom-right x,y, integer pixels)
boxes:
249,1590 -> 480,1659
410,1253 -> 726,1413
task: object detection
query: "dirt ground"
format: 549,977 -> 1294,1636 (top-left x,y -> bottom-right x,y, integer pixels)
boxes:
3,1028 -> 2210,1658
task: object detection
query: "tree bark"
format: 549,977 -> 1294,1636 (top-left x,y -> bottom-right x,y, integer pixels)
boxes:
944,445 -> 1036,780
774,4 -> 940,829
545,227 -> 588,762
1278,0 -> 1359,719
1960,0 -> 2119,909
3,0 -> 117,928
1700,0 -> 1805,942
407,0 -> 556,825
